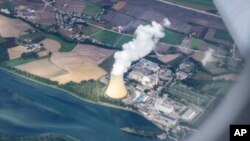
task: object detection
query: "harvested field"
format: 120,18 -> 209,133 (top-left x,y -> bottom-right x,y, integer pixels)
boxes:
13,42 -> 113,84
16,58 -> 67,79
37,50 -> 50,58
7,45 -> 27,60
55,0 -> 89,13
191,48 -> 222,64
50,44 -> 114,84
119,0 -> 226,31
204,63 -> 228,75
112,1 -> 126,10
0,15 -> 32,37
41,39 -> 61,53
212,74 -> 238,81
191,52 -> 205,62
33,7 -> 56,24
158,53 -> 180,63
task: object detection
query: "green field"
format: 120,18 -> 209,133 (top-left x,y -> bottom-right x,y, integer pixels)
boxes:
168,85 -> 213,107
204,63 -> 229,75
114,35 -> 133,48
160,29 -> 185,45
0,46 -> 9,62
83,2 -> 103,16
81,25 -> 102,35
84,26 -> 184,48
19,32 -> 45,41
192,71 -> 212,81
7,57 -> 37,66
19,32 -> 77,52
40,24 -> 52,31
213,30 -> 234,43
201,81 -> 233,95
165,0 -> 215,8
0,1 -> 15,11
90,30 -> 123,46
191,38 -> 202,50
0,35 -> 5,44
45,34 -> 76,52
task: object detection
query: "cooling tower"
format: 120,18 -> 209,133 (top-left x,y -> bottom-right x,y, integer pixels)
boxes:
105,75 -> 127,99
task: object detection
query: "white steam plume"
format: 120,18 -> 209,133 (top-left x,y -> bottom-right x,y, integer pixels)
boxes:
163,18 -> 171,27
202,48 -> 215,66
111,18 -> 171,76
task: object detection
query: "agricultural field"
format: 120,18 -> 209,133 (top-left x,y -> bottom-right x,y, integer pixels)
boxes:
6,57 -> 37,67
160,29 -> 185,45
0,44 -> 9,62
7,45 -> 26,60
46,34 -> 76,52
90,30 -> 123,47
0,35 -> 5,43
191,38 -> 202,50
83,2 -> 103,16
113,35 -> 133,48
80,25 -> 132,49
201,80 -> 234,96
16,58 -> 67,79
50,44 -> 114,84
0,0 -> 15,11
19,32 -> 77,52
80,25 -> 102,36
0,15 -> 32,38
212,74 -> 238,81
158,53 -> 181,64
168,85 -> 214,107
41,39 -> 61,53
10,42 -> 114,84
191,52 -> 205,63
164,0 -> 216,11
192,71 -> 212,81
204,62 -> 229,75
19,32 -> 46,42
213,30 -> 234,43
34,11 -> 56,25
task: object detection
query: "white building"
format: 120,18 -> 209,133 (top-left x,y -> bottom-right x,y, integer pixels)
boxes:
181,108 -> 198,121
176,71 -> 188,80
0,9 -> 10,14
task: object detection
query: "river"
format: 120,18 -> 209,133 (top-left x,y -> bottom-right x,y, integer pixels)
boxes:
0,69 -> 165,141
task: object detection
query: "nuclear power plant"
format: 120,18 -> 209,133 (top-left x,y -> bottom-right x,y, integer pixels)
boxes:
105,19 -> 170,99
105,75 -> 127,99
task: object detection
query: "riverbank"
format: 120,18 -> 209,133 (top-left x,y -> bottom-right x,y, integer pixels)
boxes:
0,66 -> 167,135
0,67 -> 129,111
0,68 -> 163,141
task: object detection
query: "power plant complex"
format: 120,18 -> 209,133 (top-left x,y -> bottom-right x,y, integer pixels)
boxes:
105,19 -> 170,100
